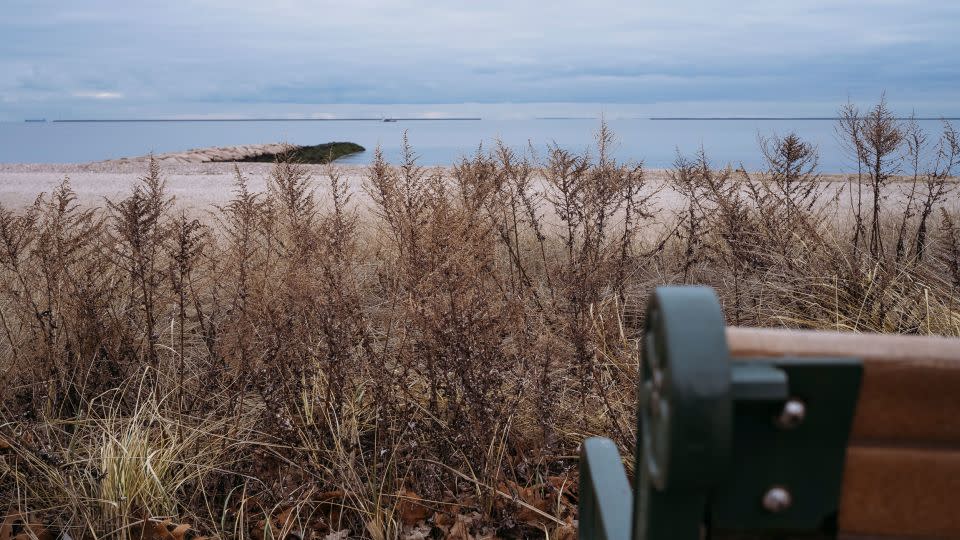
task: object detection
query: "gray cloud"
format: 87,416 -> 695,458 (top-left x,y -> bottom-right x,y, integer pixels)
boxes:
1,0 -> 958,119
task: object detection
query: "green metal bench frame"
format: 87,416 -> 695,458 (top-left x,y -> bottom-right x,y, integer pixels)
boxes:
578,286 -> 863,539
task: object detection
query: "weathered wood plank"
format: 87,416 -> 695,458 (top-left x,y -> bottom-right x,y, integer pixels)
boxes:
840,446 -> 960,539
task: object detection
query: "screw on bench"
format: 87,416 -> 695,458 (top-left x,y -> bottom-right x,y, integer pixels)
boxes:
776,399 -> 807,430
762,486 -> 793,513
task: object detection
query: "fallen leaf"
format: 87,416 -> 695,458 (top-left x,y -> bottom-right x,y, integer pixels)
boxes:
317,491 -> 347,529
551,516 -> 577,540
395,489 -> 431,526
433,512 -> 455,529
545,475 -> 577,498
447,515 -> 474,540
170,523 -> 193,540
0,514 -> 53,540
513,484 -> 552,526
400,523 -> 432,540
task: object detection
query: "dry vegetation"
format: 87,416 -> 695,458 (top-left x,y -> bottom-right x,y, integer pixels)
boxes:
0,99 -> 958,539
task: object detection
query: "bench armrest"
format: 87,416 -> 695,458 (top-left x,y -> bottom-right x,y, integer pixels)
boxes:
578,437 -> 633,540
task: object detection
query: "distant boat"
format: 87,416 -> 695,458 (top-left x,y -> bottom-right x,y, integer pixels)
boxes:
24,118 -> 47,123
383,118 -> 398,123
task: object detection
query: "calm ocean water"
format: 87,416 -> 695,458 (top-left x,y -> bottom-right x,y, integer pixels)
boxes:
0,118 -> 951,172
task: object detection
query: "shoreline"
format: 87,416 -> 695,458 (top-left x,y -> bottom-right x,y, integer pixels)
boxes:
1,160 -> 953,178
86,142 -> 366,166
1,161 -> 955,214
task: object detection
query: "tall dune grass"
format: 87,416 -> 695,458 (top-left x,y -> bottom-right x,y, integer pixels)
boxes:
0,105 -> 958,538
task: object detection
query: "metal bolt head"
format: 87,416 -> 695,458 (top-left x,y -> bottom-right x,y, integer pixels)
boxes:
648,369 -> 665,418
650,389 -> 662,418
762,486 -> 793,513
776,398 -> 806,429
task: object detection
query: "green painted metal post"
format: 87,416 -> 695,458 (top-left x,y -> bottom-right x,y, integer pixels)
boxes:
632,286 -> 732,540
578,437 -> 632,540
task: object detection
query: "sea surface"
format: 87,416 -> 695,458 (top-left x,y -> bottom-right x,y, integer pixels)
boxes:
0,117 -> 952,172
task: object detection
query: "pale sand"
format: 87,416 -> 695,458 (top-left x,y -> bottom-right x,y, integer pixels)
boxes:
0,143 -> 350,210
0,162 -> 370,210
95,143 -> 297,166
0,161 -> 953,220
0,161 -> 669,212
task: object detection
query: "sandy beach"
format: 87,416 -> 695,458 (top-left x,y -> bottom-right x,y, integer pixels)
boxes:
0,155 -> 954,216
0,161 -> 370,209
0,143 -> 368,209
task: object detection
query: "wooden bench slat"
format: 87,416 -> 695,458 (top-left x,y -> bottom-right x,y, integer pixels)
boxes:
840,446 -> 960,539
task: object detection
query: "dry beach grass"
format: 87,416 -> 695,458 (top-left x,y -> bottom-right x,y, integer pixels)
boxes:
0,100 -> 958,539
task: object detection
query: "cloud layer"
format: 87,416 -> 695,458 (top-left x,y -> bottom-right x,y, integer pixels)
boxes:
2,0 -> 957,119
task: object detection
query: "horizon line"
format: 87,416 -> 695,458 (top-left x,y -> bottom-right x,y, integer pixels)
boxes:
649,116 -> 960,121
47,117 -> 483,123
18,115 -> 959,123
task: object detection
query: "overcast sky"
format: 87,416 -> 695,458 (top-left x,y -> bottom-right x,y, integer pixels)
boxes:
1,0 -> 958,119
